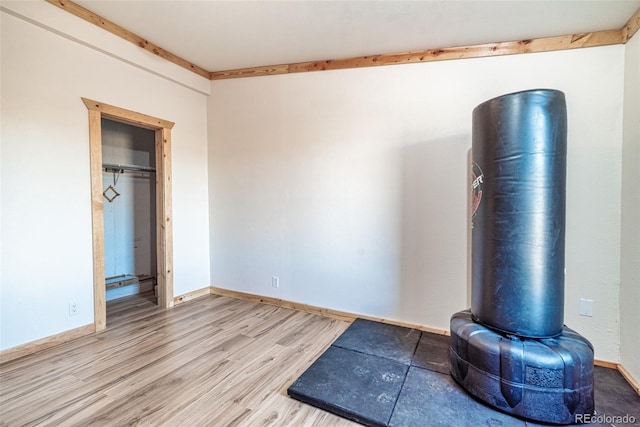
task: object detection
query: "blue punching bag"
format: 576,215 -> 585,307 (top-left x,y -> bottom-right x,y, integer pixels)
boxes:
450,90 -> 594,425
470,89 -> 567,338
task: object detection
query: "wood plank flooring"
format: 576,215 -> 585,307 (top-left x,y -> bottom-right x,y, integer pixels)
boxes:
0,293 -> 358,426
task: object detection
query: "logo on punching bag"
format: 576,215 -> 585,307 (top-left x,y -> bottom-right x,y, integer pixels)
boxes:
471,162 -> 484,222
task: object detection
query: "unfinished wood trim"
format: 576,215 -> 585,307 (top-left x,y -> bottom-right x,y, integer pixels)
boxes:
84,98 -> 174,321
173,287 -> 211,305
210,29 -> 623,80
210,64 -> 291,80
623,7 -> 640,42
210,287 -> 352,322
594,359 -> 619,370
156,127 -> 174,309
82,98 -> 174,130
45,0 -> 210,79
617,364 -> 640,395
88,108 -> 107,332
209,287 -> 449,336
0,324 -> 94,364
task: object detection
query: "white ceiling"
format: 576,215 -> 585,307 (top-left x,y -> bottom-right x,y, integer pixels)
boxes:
74,0 -> 640,72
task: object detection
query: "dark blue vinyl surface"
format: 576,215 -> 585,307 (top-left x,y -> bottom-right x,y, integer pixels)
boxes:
471,89 -> 568,338
450,310 -> 595,425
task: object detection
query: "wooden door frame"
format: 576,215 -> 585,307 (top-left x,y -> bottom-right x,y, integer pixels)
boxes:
83,98 -> 175,332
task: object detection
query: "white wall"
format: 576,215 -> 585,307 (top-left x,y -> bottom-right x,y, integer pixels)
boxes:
0,4 -> 211,351
209,46 -> 625,362
620,31 -> 640,383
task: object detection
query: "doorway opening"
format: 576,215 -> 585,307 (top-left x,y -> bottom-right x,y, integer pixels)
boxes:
102,118 -> 157,305
84,98 -> 174,332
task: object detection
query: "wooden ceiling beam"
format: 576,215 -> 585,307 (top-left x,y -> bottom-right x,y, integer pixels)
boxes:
210,29 -> 623,80
45,0 -> 210,79
623,6 -> 640,41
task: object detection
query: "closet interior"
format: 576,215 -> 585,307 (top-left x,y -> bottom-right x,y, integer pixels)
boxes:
101,118 -> 157,304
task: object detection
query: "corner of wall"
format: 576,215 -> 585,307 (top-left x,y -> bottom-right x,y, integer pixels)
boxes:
619,29 -> 640,389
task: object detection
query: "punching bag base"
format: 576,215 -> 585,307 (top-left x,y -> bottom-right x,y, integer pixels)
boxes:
449,310 -> 594,425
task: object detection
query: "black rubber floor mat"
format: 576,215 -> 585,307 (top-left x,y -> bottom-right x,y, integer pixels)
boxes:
288,345 -> 408,427
332,318 -> 421,365
287,318 -> 640,426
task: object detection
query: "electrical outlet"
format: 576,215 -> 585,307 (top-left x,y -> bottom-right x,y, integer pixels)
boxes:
69,302 -> 78,316
579,298 -> 593,317
272,276 -> 279,288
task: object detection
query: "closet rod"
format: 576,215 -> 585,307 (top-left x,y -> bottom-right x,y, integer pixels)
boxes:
103,162 -> 156,173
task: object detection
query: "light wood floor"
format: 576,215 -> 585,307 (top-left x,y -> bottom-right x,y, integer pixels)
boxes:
0,293 -> 359,426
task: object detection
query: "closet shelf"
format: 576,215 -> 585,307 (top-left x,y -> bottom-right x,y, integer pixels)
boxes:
105,274 -> 157,290
103,162 -> 156,173
105,274 -> 138,290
